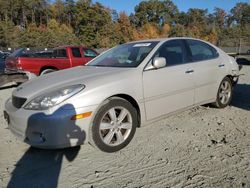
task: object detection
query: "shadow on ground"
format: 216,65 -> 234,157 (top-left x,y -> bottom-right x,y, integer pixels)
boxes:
7,147 -> 81,188
0,84 -> 18,90
231,83 -> 250,111
237,58 -> 250,66
7,104 -> 85,188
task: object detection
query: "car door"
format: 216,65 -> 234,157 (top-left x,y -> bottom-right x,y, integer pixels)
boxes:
143,39 -> 195,120
51,48 -> 71,70
70,47 -> 84,67
82,48 -> 98,65
185,39 -> 221,104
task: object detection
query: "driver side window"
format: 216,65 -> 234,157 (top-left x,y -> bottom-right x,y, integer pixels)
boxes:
155,40 -> 187,67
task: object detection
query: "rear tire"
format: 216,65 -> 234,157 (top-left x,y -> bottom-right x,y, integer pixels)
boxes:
91,97 -> 138,153
213,77 -> 233,108
40,69 -> 56,76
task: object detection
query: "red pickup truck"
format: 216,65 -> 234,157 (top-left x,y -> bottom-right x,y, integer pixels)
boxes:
5,46 -> 98,76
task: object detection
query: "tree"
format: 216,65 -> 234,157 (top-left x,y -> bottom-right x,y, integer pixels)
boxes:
0,20 -> 20,47
18,23 -> 43,47
75,1 -> 119,47
176,12 -> 189,26
17,19 -> 78,48
0,0 -> 248,49
117,12 -> 135,43
230,3 -> 250,27
64,0 -> 76,26
203,28 -> 218,44
180,8 -> 209,39
213,7 -> 227,29
135,23 -> 159,40
160,23 -> 171,37
25,0 -> 49,25
44,19 -> 78,47
132,0 -> 178,27
186,8 -> 208,27
169,24 -> 187,37
50,0 -> 67,24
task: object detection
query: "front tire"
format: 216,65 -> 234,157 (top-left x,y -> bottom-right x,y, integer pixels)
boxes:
213,77 -> 233,108
91,97 -> 138,153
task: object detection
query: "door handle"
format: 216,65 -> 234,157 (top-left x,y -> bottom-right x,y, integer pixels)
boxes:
218,64 -> 225,68
185,69 -> 194,74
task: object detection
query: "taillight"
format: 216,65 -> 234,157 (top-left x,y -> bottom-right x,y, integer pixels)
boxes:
16,58 -> 22,70
16,58 -> 20,64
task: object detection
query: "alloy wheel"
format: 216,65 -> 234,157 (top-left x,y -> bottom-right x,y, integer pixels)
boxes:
219,80 -> 232,105
99,107 -> 133,147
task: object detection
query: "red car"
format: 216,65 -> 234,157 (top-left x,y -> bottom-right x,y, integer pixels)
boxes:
5,46 -> 98,76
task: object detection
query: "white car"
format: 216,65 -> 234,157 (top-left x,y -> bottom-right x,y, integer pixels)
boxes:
4,38 -> 240,152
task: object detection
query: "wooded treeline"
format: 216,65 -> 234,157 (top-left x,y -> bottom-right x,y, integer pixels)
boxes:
0,0 -> 249,49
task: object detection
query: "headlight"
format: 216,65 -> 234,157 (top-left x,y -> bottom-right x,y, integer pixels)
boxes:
24,84 -> 85,110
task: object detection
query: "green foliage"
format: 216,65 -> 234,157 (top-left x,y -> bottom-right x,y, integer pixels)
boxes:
0,21 -> 20,48
18,19 -> 78,48
231,3 -> 250,27
169,24 -> 187,37
131,0 -> 178,26
75,1 -> 122,48
0,0 -> 248,48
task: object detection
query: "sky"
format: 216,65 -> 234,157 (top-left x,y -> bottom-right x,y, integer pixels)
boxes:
92,0 -> 250,14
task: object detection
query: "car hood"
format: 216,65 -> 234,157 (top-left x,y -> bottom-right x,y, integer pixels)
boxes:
13,66 -> 132,99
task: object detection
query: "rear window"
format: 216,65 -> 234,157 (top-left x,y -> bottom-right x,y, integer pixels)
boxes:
34,51 -> 53,58
53,49 -> 67,58
71,48 -> 81,58
9,48 -> 31,58
0,52 -> 4,59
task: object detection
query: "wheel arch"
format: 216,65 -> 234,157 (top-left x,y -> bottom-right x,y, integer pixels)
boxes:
216,75 -> 235,93
213,76 -> 233,108
107,94 -> 141,128
225,74 -> 238,86
39,66 -> 58,75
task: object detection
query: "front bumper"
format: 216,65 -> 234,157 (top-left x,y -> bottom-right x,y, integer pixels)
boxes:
4,98 -> 97,149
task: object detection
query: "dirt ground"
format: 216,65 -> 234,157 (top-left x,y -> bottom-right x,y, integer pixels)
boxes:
0,65 -> 250,188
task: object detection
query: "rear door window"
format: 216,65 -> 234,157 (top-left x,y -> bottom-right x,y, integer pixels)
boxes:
186,40 -> 218,62
0,52 -> 4,59
53,49 -> 67,58
71,48 -> 82,58
10,48 -> 31,58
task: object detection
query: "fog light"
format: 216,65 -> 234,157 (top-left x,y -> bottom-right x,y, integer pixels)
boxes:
71,112 -> 92,120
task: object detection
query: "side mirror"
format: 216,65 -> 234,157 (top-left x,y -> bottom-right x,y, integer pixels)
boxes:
152,57 -> 166,69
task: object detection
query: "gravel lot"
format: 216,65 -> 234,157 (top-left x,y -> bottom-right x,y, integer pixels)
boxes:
0,65 -> 250,188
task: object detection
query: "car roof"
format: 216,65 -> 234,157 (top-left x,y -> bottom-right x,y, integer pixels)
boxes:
54,45 -> 91,50
127,37 -> 207,44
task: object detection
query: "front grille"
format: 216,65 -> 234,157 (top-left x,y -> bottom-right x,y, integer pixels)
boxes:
12,95 -> 27,109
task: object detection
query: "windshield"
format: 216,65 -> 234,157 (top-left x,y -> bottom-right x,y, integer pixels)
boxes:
87,42 -> 159,67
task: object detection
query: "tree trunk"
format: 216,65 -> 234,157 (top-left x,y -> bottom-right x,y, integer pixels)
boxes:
32,10 -> 35,23
22,7 -> 26,27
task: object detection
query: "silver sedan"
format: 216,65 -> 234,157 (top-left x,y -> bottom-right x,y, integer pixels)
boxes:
4,38 -> 240,152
